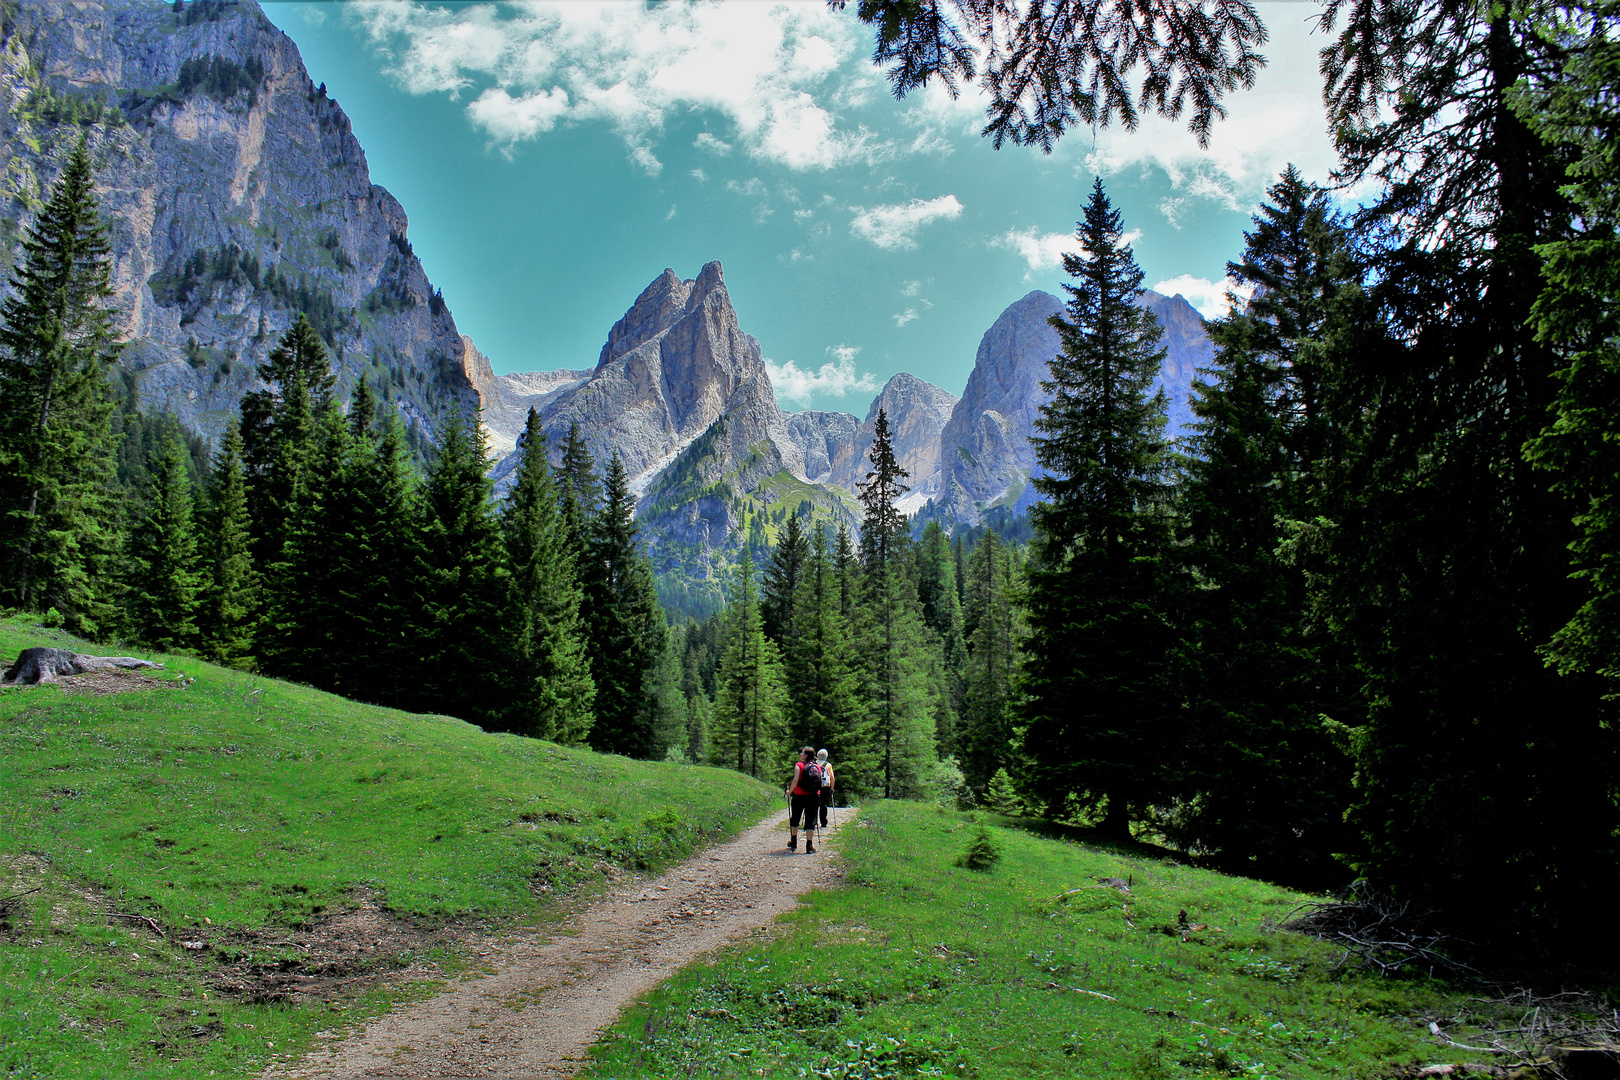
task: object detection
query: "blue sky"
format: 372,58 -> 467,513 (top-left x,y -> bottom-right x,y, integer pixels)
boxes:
261,1 -> 1341,413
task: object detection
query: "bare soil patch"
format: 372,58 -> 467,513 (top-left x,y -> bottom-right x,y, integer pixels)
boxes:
273,806 -> 852,1079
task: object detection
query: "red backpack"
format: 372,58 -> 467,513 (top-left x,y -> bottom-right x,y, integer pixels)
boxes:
798,760 -> 823,793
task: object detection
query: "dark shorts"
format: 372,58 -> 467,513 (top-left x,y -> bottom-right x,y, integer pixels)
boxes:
790,793 -> 817,829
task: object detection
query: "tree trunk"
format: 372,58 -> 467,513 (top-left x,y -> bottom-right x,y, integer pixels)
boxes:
3,647 -> 163,685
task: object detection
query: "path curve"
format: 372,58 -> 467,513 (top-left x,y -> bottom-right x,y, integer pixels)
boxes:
276,806 -> 852,1079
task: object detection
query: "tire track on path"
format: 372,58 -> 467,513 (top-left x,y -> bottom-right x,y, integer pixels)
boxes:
275,806 -> 853,1079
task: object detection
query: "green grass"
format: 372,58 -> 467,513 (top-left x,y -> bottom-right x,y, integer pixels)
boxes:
585,801 -> 1503,1079
0,615 -> 776,1079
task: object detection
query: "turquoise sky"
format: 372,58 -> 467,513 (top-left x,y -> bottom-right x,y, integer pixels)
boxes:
261,1 -> 1341,413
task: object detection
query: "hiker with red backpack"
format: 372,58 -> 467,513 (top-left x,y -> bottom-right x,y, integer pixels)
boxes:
785,746 -> 823,854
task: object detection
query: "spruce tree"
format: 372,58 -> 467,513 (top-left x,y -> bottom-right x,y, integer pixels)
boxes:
960,530 -> 1019,792
761,511 -> 807,646
558,422 -> 600,570
0,139 -> 121,629
241,314 -> 332,570
787,526 -> 868,788
124,425 -> 201,651
856,415 -> 936,798
1175,166 -> 1360,883
501,408 -> 595,743
418,408 -> 507,724
581,453 -> 666,757
710,550 -> 787,778
198,419 -> 257,666
346,408 -> 428,711
1022,177 -> 1180,838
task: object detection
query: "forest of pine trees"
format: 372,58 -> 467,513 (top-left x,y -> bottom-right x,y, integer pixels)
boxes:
5,44 -> 1620,974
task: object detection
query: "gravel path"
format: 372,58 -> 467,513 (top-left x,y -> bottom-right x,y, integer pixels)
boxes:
274,806 -> 852,1079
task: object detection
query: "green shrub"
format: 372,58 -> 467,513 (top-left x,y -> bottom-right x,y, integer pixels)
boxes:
955,822 -> 1001,871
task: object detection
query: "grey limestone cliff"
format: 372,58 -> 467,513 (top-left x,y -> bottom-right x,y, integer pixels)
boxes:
0,0 -> 478,444
924,288 -> 1212,527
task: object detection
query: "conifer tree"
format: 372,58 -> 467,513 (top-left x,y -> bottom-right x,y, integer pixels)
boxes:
582,453 -> 666,757
787,526 -> 868,786
198,419 -> 257,666
1022,177 -> 1180,838
259,403 -> 354,690
346,409 -> 427,711
0,139 -> 121,629
915,520 -> 968,751
124,426 -> 201,651
558,422 -> 599,568
501,408 -> 594,743
761,511 -> 808,646
419,408 -> 507,724
241,314 -> 333,571
710,550 -> 787,778
960,530 -> 1019,791
857,408 -> 909,574
856,416 -> 936,798
1175,166 -> 1360,882
834,522 -> 857,620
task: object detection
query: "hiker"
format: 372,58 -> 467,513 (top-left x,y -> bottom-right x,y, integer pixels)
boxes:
785,746 -> 822,854
816,748 -> 835,828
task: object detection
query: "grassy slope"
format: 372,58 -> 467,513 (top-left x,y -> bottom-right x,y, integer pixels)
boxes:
588,801 -> 1501,1080
0,616 -> 776,1080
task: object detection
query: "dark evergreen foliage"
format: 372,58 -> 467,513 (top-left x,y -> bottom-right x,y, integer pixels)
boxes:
1021,178 -> 1181,840
0,140 -> 121,632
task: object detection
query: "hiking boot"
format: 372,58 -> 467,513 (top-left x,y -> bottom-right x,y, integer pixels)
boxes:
805,839 -> 816,853
788,836 -> 797,851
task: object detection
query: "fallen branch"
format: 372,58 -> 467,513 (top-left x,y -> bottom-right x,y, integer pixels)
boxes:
95,911 -> 164,935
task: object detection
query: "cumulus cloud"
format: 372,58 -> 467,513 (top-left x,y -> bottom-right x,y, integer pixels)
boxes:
1152,274 -> 1255,320
693,131 -> 731,155
347,0 -> 886,172
767,345 -> 878,404
1082,13 -> 1340,225
849,195 -> 963,250
996,226 -> 1142,275
893,307 -> 919,327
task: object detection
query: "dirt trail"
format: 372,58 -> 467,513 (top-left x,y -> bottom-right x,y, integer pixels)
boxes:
275,806 -> 852,1080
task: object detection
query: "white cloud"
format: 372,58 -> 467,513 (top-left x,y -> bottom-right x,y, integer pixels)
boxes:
694,131 -> 731,155
1152,274 -> 1255,320
893,307 -> 919,327
900,278 -> 929,297
665,204 -> 678,221
766,344 -> 878,404
1082,10 -> 1340,225
689,167 -> 708,183
726,177 -> 768,198
849,195 -> 963,250
996,226 -> 1142,275
347,0 -> 886,171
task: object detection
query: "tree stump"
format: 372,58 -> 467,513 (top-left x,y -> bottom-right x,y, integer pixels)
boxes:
3,647 -> 164,685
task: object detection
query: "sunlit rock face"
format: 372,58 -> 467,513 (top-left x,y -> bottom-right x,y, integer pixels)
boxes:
923,289 -> 1212,527
2,0 -> 478,443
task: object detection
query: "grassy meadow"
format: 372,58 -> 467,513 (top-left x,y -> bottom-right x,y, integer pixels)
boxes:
586,801 -> 1538,1080
0,615 -> 776,1079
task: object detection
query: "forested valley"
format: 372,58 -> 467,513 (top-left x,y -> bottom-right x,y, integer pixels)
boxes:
4,0 -> 1620,986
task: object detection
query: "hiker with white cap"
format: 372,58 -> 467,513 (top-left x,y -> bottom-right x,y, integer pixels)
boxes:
815,748 -> 835,828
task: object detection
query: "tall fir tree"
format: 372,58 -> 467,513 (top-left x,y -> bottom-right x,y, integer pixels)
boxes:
915,520 -> 968,752
1318,0 -> 1616,958
1174,166 -> 1360,884
500,408 -> 595,744
709,550 -> 787,779
581,453 -> 667,758
1021,177 -> 1181,838
959,530 -> 1019,792
198,418 -> 257,666
418,408 -> 508,724
240,314 -> 333,572
761,511 -> 808,646
786,526 -> 868,788
856,414 -> 936,798
0,139 -> 121,629
124,425 -> 201,651
345,408 -> 428,711
557,422 -> 600,570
